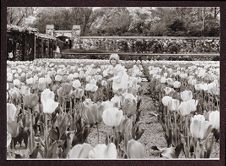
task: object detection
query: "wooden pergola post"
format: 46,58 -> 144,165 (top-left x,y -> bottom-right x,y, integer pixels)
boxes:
34,34 -> 36,59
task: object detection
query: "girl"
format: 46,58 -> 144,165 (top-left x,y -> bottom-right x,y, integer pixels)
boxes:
107,53 -> 128,94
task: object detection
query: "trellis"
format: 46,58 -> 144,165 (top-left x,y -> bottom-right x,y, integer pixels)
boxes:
7,24 -> 63,61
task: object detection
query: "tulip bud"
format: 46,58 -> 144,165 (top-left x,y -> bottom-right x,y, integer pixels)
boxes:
173,81 -> 181,89
127,139 -> 145,158
102,107 -> 123,127
41,89 -> 58,114
88,143 -> 117,159
190,114 -> 212,140
162,96 -> 173,107
68,143 -> 93,159
72,80 -> 81,89
7,103 -> 17,122
168,99 -> 180,111
180,90 -> 193,101
23,94 -> 39,109
208,111 -> 220,130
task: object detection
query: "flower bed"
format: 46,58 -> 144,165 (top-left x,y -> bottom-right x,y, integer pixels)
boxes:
6,59 -> 219,159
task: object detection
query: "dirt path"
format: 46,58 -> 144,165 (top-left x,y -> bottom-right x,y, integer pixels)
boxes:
87,82 -> 167,158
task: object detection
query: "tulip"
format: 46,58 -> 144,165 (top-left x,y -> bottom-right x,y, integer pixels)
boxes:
7,132 -> 12,148
121,93 -> 137,116
88,143 -> 117,159
195,83 -> 208,91
85,83 -> 98,92
173,81 -> 181,89
72,80 -> 81,89
41,89 -> 58,114
7,103 -> 17,122
57,83 -> 72,98
68,143 -> 93,159
26,77 -> 34,85
7,73 -> 13,82
180,90 -> 193,101
166,78 -> 174,86
8,87 -> 21,100
83,99 -> 103,124
101,80 -> 108,87
190,114 -> 212,140
13,79 -> 21,88
164,87 -> 175,95
160,77 -> 166,84
127,139 -> 145,158
45,76 -> 52,85
178,99 -> 198,116
20,85 -> 31,96
162,96 -> 173,107
111,95 -> 122,108
102,107 -> 123,127
55,75 -> 62,82
168,99 -> 180,111
23,94 -> 39,109
208,111 -> 220,130
72,88 -> 84,99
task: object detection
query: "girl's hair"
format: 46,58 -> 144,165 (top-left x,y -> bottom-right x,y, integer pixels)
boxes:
109,53 -> 120,64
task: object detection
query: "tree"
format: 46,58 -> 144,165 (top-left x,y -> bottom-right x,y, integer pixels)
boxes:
7,7 -> 36,26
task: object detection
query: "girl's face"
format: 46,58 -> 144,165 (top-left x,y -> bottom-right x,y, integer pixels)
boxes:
110,59 -> 117,66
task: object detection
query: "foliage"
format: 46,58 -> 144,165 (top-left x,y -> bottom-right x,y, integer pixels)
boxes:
8,7 -> 220,37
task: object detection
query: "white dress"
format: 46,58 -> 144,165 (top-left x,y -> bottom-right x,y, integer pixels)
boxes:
112,64 -> 128,93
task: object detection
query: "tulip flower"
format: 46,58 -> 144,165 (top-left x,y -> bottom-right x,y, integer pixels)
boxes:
121,93 -> 137,116
195,83 -> 208,91
86,83 -> 98,92
173,81 -> 181,89
72,80 -> 81,89
160,77 -> 167,84
68,143 -> 93,159
88,143 -> 117,159
190,114 -> 212,140
7,103 -> 17,122
45,76 -> 52,85
72,88 -> 84,99
23,94 -> 39,109
102,107 -> 123,127
208,111 -> 220,130
162,96 -> 173,107
168,99 -> 180,111
164,87 -> 175,95
57,83 -> 72,98
111,95 -> 122,108
20,85 -> 31,96
127,139 -> 145,158
13,79 -> 21,88
7,132 -> 12,148
55,75 -> 62,82
101,80 -> 108,87
7,73 -> 13,82
180,90 -> 193,101
178,99 -> 198,116
41,89 -> 58,114
26,77 -> 34,85
83,99 -> 103,124
8,87 -> 21,100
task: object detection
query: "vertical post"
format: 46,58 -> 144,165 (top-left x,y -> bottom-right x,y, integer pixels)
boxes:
72,25 -> 81,49
34,34 -> 36,59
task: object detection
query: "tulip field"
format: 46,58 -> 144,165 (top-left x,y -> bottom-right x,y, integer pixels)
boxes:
7,58 -> 220,159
